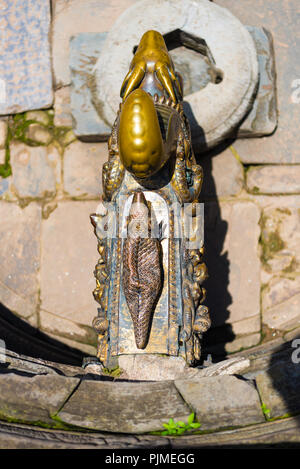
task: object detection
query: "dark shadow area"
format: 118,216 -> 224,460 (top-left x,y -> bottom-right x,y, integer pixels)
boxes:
0,302 -> 86,366
267,337 -> 300,429
183,101 -> 236,363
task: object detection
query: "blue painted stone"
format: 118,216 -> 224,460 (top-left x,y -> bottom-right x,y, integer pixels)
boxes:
0,0 -> 53,115
69,33 -> 111,141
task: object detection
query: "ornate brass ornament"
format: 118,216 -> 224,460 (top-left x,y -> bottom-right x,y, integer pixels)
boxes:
91,30 -> 210,366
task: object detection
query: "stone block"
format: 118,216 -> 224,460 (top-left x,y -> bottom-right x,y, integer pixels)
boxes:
0,0 -> 53,115
175,375 -> 265,430
237,27 -> 277,137
0,202 -> 41,318
69,33 -> 111,140
58,380 -> 190,433
25,124 -> 52,145
247,166 -> 300,194
52,0 -> 137,87
204,200 -> 261,328
118,354 -> 187,381
39,310 -> 97,348
63,140 -> 107,198
40,201 -> 101,326
0,372 -> 79,425
256,361 -> 300,418
10,143 -> 61,199
54,87 -> 73,128
0,121 -> 8,149
262,276 -> 300,332
200,146 -> 244,199
216,0 -> 300,163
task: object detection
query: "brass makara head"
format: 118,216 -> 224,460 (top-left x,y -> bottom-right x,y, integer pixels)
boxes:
118,31 -> 183,179
120,30 -> 182,103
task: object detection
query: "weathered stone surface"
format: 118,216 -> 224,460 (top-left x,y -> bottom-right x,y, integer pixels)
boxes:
39,310 -> 97,349
182,357 -> 250,380
40,201 -> 100,328
10,143 -> 61,199
25,124 -> 52,145
95,0 -> 258,151
0,372 -> 79,425
216,0 -> 300,163
118,354 -> 187,381
69,33 -> 111,140
260,204 -> 300,273
175,375 -> 264,430
225,332 -> 261,353
58,380 -> 190,433
0,0 -> 53,115
0,121 -> 7,149
54,87 -> 73,128
256,361 -> 300,418
0,176 -> 11,199
63,141 -> 106,198
238,26 -> 277,137
247,166 -> 300,194
52,0 -> 137,87
231,315 -> 261,336
205,200 -> 261,328
25,111 -> 50,126
0,202 -> 41,318
262,276 -> 300,331
0,150 -> 5,166
200,147 -> 244,199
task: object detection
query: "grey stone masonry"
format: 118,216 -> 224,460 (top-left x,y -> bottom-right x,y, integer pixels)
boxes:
247,166 -> 300,194
57,380 -> 191,433
0,373 -> 79,425
175,375 -> 265,430
0,0 -> 53,115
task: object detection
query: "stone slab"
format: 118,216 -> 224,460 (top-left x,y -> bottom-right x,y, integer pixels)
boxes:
58,380 -> 190,433
54,87 -> 73,128
175,375 -> 265,430
63,141 -> 107,197
256,361 -> 300,418
237,26 -> 277,137
262,276 -> 300,332
0,0 -> 53,115
0,202 -> 41,318
200,146 -> 244,199
52,0 -> 137,87
247,165 -> 300,194
69,33 -> 111,140
40,201 -> 103,327
10,142 -> 61,200
204,200 -> 261,328
216,0 -> 300,163
0,372 -> 79,425
118,354 -> 187,381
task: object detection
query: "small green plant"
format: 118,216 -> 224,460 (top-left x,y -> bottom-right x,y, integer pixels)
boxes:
160,412 -> 201,436
261,402 -> 271,419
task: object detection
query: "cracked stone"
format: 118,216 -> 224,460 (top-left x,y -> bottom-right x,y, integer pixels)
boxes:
0,202 -> 41,318
175,375 -> 264,430
10,142 -> 61,199
57,380 -> 190,433
0,372 -> 79,425
63,140 -> 106,198
256,360 -> 300,419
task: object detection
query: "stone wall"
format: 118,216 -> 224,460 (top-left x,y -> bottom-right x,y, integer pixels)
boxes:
0,0 -> 299,357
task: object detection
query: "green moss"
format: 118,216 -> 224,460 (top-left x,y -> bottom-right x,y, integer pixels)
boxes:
101,366 -> 123,378
259,213 -> 285,266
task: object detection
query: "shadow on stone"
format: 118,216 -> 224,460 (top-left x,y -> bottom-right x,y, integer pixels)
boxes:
0,302 -> 86,366
184,101 -> 236,362
262,337 -> 300,429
